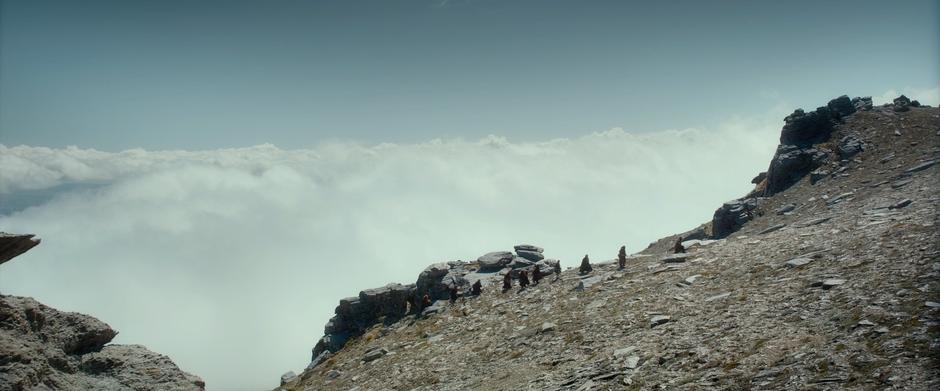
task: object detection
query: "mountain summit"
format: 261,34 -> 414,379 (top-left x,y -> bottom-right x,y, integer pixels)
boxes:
277,95 -> 939,390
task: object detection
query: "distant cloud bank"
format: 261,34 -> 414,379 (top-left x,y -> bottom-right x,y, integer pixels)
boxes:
1,88 -> 934,390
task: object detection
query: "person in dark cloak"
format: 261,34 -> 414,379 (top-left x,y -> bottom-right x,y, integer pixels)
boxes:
618,245 -> 627,269
579,254 -> 593,274
674,236 -> 686,254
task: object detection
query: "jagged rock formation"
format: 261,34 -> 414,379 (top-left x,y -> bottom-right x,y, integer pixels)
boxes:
0,235 -> 204,391
710,95 -> 904,239
0,233 -> 41,266
278,95 -> 938,391
308,246 -> 562,369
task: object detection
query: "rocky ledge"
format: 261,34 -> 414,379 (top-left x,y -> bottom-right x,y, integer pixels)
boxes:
0,233 -> 41,266
308,244 -> 560,369
0,235 -> 205,391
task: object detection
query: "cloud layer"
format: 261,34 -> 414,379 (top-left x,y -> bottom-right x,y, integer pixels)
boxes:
0,98 -> 881,389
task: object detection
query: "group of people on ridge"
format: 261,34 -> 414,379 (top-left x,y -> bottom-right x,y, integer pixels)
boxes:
421,240 -> 689,312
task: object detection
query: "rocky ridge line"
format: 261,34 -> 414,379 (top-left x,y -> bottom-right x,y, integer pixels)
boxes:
279,93 -> 938,390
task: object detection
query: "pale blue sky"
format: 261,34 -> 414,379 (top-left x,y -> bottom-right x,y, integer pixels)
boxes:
1,0 -> 938,150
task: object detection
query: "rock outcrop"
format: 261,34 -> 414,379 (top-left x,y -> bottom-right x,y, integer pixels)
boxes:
710,94 -> 885,238
0,294 -> 205,390
0,235 -> 204,391
308,245 -> 560,370
0,233 -> 41,266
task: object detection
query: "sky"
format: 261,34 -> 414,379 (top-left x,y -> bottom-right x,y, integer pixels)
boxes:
0,1 -> 938,390
1,0 -> 938,150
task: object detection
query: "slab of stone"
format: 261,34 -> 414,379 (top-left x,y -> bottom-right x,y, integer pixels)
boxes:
759,224 -> 786,234
889,199 -> 912,209
575,275 -> 604,291
624,356 -> 640,369
281,371 -> 297,386
826,192 -> 854,206
775,204 -> 796,215
891,178 -> 914,189
363,347 -> 388,362
904,159 -> 937,174
651,265 -> 683,275
649,315 -> 671,328
0,233 -> 41,265
798,216 -> 833,227
705,293 -> 731,302
785,257 -> 812,267
613,346 -> 636,357
661,253 -> 690,264
822,279 -> 846,290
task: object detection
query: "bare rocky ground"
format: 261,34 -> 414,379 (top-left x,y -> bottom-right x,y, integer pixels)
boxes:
280,98 -> 939,390
0,240 -> 205,390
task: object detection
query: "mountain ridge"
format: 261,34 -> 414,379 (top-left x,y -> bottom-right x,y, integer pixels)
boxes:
277,94 -> 939,390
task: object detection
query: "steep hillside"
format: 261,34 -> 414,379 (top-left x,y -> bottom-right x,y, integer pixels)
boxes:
0,236 -> 205,391
280,95 -> 939,390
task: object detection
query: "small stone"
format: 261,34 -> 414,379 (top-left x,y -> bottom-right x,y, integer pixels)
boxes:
326,369 -> 341,380
904,160 -> 937,174
926,301 -> 940,309
613,346 -> 636,357
786,257 -> 812,267
575,275 -> 604,291
821,279 -> 845,290
540,322 -> 556,333
705,293 -> 731,302
891,178 -> 914,189
775,204 -> 796,215
661,253 -> 690,264
857,319 -> 875,327
826,192 -> 854,206
650,315 -> 671,328
683,275 -> 701,285
759,224 -> 786,234
889,199 -> 912,209
799,216 -> 832,227
624,356 -> 640,369
280,371 -> 297,386
363,347 -> 388,362
874,327 -> 889,334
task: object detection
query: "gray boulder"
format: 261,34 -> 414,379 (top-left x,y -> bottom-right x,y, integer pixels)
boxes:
362,347 -> 388,362
711,198 -> 762,239
893,95 -> 911,112
826,95 -> 856,119
314,283 -> 415,360
280,371 -> 297,386
750,171 -> 767,184
508,256 -> 535,269
515,250 -> 544,262
534,259 -> 559,274
779,107 -> 834,147
513,244 -> 544,253
851,96 -> 873,111
477,251 -> 514,271
838,134 -> 865,159
764,145 -> 829,195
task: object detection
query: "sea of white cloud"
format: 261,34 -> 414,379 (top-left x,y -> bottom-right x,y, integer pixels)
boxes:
0,90 -> 934,390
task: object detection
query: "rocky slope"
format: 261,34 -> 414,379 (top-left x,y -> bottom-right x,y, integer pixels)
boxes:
0,236 -> 205,391
278,95 -> 939,390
